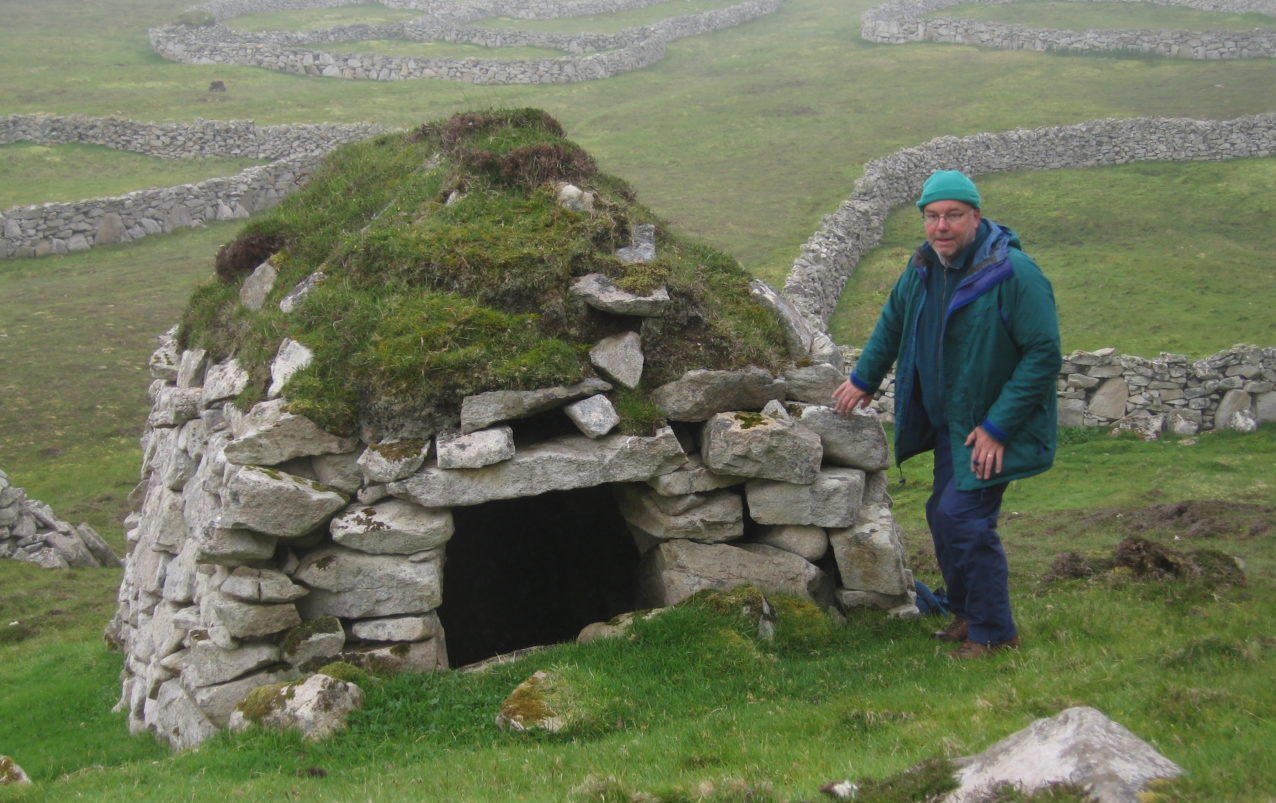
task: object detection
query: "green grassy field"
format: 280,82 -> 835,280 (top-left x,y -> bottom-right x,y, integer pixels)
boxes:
1,0 -> 1274,799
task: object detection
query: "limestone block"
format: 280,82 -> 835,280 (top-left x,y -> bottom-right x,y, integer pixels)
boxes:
162,540 -> 200,603
570,272 -> 670,317
239,260 -> 278,311
645,454 -> 743,496
137,482 -> 186,551
1166,409 -> 1202,436
947,707 -> 1183,803
793,404 -> 890,471
1216,389 -> 1253,431
219,466 -> 346,538
862,470 -> 891,506
745,467 -> 865,528
329,498 -> 453,555
390,428 -> 685,508
1256,390 -> 1276,423
752,524 -> 829,562
829,503 -> 910,596
616,223 -> 657,264
459,378 -> 611,433
267,338 -> 314,398
223,399 -> 357,465
616,484 -> 743,545
436,426 -> 515,469
200,359 -> 250,406
186,640 -> 282,688
342,637 -> 448,673
311,449 -> 364,494
148,329 -> 180,381
1058,397 -> 1087,428
176,348 -> 208,389
564,394 -> 620,438
229,672 -> 364,741
1088,377 -> 1129,420
357,439 -> 431,483
281,617 -> 346,670
43,529 -> 100,568
148,386 -> 203,428
589,331 -> 644,389
220,566 -> 309,603
651,367 -> 786,422
279,269 -> 327,313
783,362 -> 845,405
148,679 -> 219,751
636,539 -> 832,609
193,523 -> 277,565
700,411 -> 822,484
207,593 -> 301,639
187,666 -> 299,728
293,546 -> 443,619
350,611 -> 443,643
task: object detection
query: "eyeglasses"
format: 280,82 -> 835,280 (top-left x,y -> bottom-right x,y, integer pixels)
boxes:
922,210 -> 971,226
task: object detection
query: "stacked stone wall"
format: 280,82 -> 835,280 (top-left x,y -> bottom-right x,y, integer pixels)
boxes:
861,0 -> 1276,59
781,114 -> 1276,326
150,0 -> 784,83
0,468 -> 120,569
0,115 -> 383,258
848,344 -> 1276,436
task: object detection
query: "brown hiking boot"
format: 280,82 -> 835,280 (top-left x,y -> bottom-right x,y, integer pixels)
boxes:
947,636 -> 1021,659
931,617 -> 968,643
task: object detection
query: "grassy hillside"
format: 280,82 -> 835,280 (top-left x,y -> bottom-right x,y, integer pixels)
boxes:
0,0 -> 1274,799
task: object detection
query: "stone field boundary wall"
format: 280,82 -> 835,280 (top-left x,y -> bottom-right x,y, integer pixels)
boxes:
781,113 -> 1276,326
861,0 -> 1276,59
150,0 -> 785,83
0,115 -> 384,258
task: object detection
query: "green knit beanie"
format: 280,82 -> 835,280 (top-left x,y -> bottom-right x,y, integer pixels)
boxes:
916,170 -> 981,209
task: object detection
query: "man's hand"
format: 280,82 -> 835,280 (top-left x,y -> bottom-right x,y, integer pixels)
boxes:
965,426 -> 1004,481
831,380 -> 872,415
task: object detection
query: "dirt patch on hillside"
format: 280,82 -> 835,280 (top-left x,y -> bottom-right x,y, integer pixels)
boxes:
1074,499 -> 1273,541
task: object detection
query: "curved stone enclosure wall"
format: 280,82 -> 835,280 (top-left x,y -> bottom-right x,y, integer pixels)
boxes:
0,115 -> 383,258
150,0 -> 784,83
782,113 -> 1276,326
861,0 -> 1276,59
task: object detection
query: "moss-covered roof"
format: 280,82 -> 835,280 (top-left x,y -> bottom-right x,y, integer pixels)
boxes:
179,108 -> 788,437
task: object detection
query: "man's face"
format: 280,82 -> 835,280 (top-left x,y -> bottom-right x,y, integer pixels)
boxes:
922,200 -> 981,262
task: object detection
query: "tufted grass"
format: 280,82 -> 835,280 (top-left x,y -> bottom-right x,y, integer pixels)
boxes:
225,2 -> 424,32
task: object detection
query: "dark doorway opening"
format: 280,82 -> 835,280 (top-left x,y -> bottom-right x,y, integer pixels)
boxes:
439,485 -> 640,668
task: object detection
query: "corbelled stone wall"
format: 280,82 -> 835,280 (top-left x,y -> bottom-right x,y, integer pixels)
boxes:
107,225 -> 913,750
0,115 -> 383,259
150,0 -> 784,83
861,0 -> 1276,59
781,114 -> 1276,326
848,344 -> 1276,436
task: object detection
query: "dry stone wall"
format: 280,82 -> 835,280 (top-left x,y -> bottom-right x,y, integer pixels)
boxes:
848,344 -> 1276,436
108,227 -> 913,750
781,114 -> 1276,327
150,0 -> 784,83
861,0 -> 1276,59
0,115 -> 383,259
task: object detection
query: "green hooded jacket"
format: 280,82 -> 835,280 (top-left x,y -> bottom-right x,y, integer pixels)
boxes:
849,219 -> 1061,490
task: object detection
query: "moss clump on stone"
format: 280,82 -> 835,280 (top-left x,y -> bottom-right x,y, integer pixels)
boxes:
177,108 -> 788,438
282,616 -> 342,657
315,661 -> 372,686
235,680 -> 298,724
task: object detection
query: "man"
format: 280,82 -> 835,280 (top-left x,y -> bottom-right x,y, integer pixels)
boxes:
832,170 -> 1061,659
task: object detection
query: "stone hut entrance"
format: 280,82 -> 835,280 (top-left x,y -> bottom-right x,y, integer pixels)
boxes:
441,485 -> 639,667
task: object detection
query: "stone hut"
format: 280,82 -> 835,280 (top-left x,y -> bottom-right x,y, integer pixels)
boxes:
106,111 -> 913,750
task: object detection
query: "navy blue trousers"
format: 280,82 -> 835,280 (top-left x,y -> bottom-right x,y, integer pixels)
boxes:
925,431 -> 1016,645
